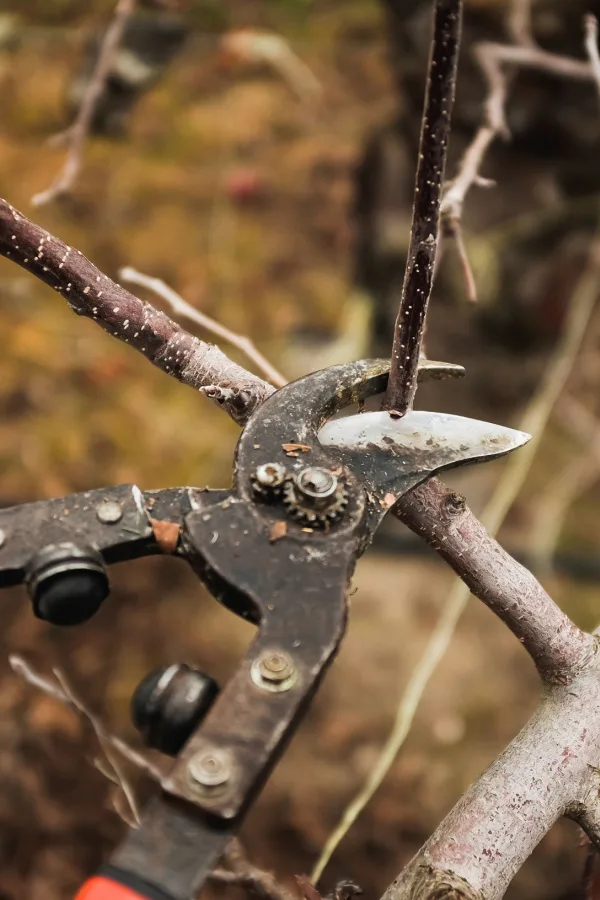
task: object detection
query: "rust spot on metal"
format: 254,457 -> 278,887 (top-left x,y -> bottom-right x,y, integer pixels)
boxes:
151,518 -> 181,554
282,442 -> 311,455
269,520 -> 288,543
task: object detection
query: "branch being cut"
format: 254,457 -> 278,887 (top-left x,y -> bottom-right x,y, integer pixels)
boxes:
32,0 -> 137,207
0,199 -> 274,423
383,0 -> 462,416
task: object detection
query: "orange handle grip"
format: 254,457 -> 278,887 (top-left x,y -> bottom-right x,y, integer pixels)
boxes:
75,872 -> 175,900
75,877 -> 148,900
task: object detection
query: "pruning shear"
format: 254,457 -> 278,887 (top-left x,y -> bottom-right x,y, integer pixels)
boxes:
0,358 -> 529,900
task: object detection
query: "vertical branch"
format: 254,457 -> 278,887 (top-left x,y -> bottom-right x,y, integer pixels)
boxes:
383,0 -> 462,415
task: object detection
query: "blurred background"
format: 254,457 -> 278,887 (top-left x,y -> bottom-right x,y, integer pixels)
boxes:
1,0 -> 600,897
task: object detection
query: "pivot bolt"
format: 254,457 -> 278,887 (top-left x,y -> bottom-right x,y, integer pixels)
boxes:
188,750 -> 231,788
296,467 -> 338,499
282,466 -> 348,527
252,650 -> 296,692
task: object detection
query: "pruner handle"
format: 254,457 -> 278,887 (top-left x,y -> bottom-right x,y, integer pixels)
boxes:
74,867 -> 177,900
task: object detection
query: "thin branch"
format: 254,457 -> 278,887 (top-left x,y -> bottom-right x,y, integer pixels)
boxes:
0,198 -> 274,423
9,654 -> 168,827
32,0 -> 137,207
311,230 -> 600,884
442,40 -> 594,225
528,452 -> 600,575
119,266 -> 287,387
9,654 -> 164,781
585,14 -> 600,104
507,0 -> 534,48
383,0 -> 462,415
220,30 -> 322,105
581,839 -> 597,900
211,839 -> 298,900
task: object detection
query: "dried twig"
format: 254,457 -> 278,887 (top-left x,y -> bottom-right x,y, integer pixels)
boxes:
210,839 -> 297,900
528,452 -> 600,575
585,14 -> 600,104
442,30 -> 594,227
119,266 -> 287,387
9,654 -> 166,826
383,0 -> 462,415
221,30 -> 322,105
9,654 -> 164,781
507,0 -> 534,48
311,230 -> 600,884
32,0 -> 137,206
581,839 -> 597,900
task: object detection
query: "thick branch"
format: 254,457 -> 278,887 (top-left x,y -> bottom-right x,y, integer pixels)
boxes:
383,664 -> 600,900
0,199 -> 274,423
383,0 -> 462,415
395,478 -> 596,684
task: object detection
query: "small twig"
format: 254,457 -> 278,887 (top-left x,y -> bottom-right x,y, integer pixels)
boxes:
442,40 -> 594,225
528,452 -> 600,575
9,654 -> 164,792
119,267 -> 287,387
211,838 -> 297,900
585,14 -> 600,104
582,839 -> 597,900
220,30 -> 322,105
443,216 -> 477,302
507,0 -> 535,48
32,0 -> 137,206
383,0 -> 462,416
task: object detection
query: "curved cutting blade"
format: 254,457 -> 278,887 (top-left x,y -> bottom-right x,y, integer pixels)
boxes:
319,409 -> 530,508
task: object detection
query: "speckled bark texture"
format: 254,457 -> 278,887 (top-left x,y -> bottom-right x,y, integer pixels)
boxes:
396,478 -> 597,683
0,198 -> 274,423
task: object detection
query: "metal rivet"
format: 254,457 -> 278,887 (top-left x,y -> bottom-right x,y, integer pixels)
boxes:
0,529 -> 6,549
96,500 -> 123,524
251,650 -> 296,692
188,750 -> 231,787
254,463 -> 286,488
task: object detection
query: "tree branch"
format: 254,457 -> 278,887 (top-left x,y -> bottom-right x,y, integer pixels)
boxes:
0,198 -> 274,423
585,14 -> 600,104
383,0 -> 462,415
383,665 -> 600,900
396,479 -> 596,683
442,30 -> 596,227
32,0 -> 137,207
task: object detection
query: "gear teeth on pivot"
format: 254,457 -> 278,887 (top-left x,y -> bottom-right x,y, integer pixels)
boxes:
282,475 -> 348,528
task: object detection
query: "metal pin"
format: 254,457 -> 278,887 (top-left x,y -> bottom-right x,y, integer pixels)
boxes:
188,750 -> 231,788
96,500 -> 123,524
